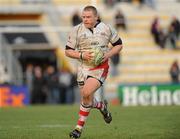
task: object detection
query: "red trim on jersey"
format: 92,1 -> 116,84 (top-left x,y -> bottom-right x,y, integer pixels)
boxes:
102,67 -> 108,77
79,110 -> 89,116
89,60 -> 109,70
89,60 -> 109,78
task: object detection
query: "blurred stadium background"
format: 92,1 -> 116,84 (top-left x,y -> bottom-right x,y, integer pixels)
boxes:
0,0 -> 180,107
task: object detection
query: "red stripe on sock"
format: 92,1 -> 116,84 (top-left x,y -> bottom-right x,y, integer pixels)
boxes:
79,110 -> 89,116
77,120 -> 85,126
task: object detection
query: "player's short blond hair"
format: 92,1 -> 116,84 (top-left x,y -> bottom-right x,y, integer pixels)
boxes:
83,5 -> 98,16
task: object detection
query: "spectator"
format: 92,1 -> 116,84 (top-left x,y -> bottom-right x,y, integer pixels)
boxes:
170,16 -> 180,38
71,10 -> 82,26
145,0 -> 156,9
151,17 -> 166,48
167,17 -> 180,49
169,60 -> 179,83
114,9 -> 127,31
31,66 -> 46,104
104,0 -> 116,8
45,66 -> 60,104
58,70 -> 76,104
167,24 -> 177,49
138,0 -> 145,8
139,0 -> 156,9
25,64 -> 33,98
111,52 -> 120,76
97,14 -> 102,22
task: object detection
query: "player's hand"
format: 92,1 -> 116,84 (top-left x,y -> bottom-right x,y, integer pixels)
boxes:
102,53 -> 110,63
82,51 -> 93,61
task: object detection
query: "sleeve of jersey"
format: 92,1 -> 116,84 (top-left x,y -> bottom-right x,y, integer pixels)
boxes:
109,25 -> 123,46
66,27 -> 78,50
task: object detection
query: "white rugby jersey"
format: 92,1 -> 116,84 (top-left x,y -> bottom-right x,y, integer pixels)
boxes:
66,21 -> 121,67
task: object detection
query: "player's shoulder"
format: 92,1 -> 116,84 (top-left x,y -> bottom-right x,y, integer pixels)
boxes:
98,22 -> 108,27
98,22 -> 113,30
71,23 -> 83,32
98,22 -> 115,34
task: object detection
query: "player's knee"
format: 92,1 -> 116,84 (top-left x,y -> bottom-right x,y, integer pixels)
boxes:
82,92 -> 90,100
82,99 -> 91,105
83,89 -> 92,98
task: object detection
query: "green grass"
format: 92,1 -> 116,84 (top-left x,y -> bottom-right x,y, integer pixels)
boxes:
0,105 -> 180,139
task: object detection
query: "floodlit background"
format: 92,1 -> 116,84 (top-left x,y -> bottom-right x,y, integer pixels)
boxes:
0,0 -> 180,106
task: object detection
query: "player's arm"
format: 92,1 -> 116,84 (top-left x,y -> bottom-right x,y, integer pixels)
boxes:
65,26 -> 93,60
65,46 -> 81,59
65,26 -> 83,60
102,39 -> 123,62
65,46 -> 93,60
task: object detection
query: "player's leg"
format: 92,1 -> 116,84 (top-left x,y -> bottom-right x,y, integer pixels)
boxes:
92,86 -> 112,124
92,98 -> 112,124
78,79 -> 112,124
81,77 -> 101,104
92,87 -> 104,108
69,77 -> 100,138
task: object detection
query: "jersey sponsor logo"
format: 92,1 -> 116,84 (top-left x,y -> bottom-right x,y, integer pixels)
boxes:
100,32 -> 106,36
80,33 -> 87,39
100,45 -> 105,48
91,41 -> 99,46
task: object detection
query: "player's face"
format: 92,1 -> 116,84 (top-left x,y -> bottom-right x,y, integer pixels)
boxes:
82,10 -> 97,29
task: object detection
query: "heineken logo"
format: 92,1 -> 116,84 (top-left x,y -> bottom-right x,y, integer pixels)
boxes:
118,84 -> 180,106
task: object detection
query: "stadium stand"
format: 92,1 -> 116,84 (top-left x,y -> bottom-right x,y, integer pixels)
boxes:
104,0 -> 180,99
0,0 -> 180,102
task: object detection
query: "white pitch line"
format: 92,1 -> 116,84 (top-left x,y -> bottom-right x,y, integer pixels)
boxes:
38,124 -> 70,128
0,124 -> 71,129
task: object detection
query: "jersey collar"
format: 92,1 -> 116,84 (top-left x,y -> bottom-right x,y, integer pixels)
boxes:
88,21 -> 101,33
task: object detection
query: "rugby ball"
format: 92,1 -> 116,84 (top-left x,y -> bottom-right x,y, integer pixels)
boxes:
91,47 -> 104,66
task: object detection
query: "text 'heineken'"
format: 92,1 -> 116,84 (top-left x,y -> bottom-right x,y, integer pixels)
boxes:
118,84 -> 180,106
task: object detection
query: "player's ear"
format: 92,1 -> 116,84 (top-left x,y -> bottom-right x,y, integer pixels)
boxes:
95,16 -> 98,21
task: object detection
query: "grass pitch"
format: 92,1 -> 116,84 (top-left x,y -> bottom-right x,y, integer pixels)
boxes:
0,105 -> 180,139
